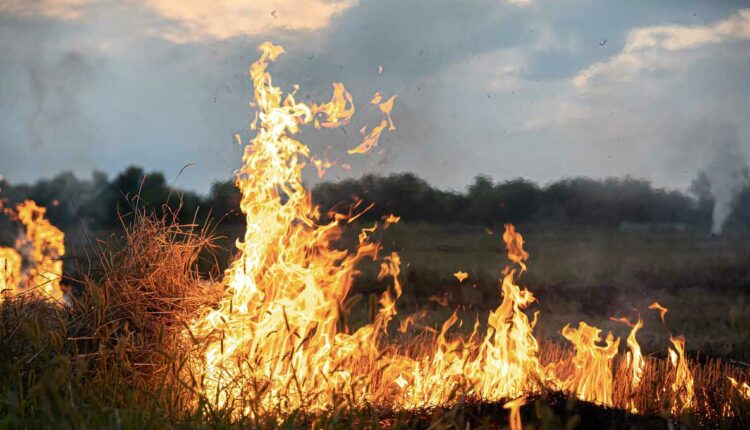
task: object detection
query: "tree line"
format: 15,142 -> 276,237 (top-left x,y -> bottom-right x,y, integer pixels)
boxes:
1,166 -> 748,233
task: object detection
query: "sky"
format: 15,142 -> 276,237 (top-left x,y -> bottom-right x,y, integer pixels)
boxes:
1,0 -> 749,194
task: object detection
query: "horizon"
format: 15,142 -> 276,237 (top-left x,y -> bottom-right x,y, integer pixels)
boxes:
0,163 -> 714,198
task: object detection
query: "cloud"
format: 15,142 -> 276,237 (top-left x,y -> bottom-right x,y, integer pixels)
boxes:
0,0 -> 90,20
572,8 -> 750,87
144,0 -> 356,43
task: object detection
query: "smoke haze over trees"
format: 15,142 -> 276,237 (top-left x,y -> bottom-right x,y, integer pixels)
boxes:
1,166 -> 749,235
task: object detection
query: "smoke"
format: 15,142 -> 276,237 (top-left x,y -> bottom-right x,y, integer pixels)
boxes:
24,50 -> 98,149
703,130 -> 749,234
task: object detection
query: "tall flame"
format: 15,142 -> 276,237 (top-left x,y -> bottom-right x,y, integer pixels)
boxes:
668,335 -> 695,414
188,41 -> 395,412
555,322 -> 620,405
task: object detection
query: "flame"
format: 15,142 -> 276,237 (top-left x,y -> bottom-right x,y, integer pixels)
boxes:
384,224 -> 545,407
504,396 -> 526,430
0,247 -> 22,296
611,315 -> 645,412
0,200 -> 65,302
187,41 -> 397,412
648,301 -> 668,323
554,322 -> 620,405
382,213 -> 400,227
187,42 -> 708,418
728,377 -> 750,399
348,121 -> 389,155
668,335 -> 694,414
453,271 -> 469,283
15,200 -> 66,301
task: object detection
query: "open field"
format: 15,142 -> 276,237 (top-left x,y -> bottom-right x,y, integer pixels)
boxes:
1,214 -> 749,429
205,222 -> 750,360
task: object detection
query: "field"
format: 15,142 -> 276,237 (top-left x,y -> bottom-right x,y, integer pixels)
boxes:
209,221 -> 750,360
2,216 -> 750,429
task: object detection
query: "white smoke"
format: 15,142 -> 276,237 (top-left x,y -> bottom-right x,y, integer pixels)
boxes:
704,134 -> 749,234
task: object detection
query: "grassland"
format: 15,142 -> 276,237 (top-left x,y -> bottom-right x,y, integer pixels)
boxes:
1,219 -> 749,429
207,221 -> 750,360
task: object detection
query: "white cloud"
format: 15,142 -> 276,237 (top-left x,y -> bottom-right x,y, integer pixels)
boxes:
573,9 -> 750,87
144,0 -> 356,43
0,0 -> 91,20
506,0 -> 532,6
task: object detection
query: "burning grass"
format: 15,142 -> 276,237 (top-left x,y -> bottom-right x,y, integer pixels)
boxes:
0,207 -> 749,428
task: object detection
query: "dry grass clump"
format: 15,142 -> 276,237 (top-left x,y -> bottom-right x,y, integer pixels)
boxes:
0,207 -> 225,426
66,208 -> 224,400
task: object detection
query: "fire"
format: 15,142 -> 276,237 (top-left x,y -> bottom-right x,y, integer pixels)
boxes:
187,41 -> 396,412
503,396 -> 526,430
668,335 -> 694,414
0,200 -> 65,301
611,315 -> 645,411
554,322 -> 620,405
0,247 -> 22,296
728,377 -> 750,399
649,301 -> 668,323
453,271 -> 469,283
186,41 -> 707,418
15,200 -> 66,301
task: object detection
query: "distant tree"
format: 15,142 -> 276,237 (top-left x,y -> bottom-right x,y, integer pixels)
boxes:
206,180 -> 242,223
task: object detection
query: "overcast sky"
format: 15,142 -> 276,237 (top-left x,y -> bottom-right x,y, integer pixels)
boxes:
1,0 -> 749,193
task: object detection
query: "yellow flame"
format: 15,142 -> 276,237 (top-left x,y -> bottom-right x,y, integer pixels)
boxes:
453,271 -> 469,283
504,396 -> 526,430
0,247 -> 22,296
188,41 -> 398,412
554,322 -> 620,405
0,200 -> 65,302
15,200 -> 66,301
187,42 -> 703,418
728,377 -> 750,399
668,335 -> 694,414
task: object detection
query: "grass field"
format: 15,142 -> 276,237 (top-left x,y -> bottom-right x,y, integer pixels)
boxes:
205,221 -> 750,360
2,219 -> 749,428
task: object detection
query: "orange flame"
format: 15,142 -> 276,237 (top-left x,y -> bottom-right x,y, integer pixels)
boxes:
188,41 -> 396,412
668,335 -> 694,414
453,271 -> 469,283
0,247 -> 22,296
728,377 -> 750,400
504,396 -> 526,430
648,301 -> 668,323
0,200 -> 65,302
187,42 -> 706,418
382,213 -> 400,227
555,322 -> 620,405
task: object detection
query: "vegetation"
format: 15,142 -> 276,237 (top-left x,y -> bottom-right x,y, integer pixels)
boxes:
0,211 -> 748,429
2,166 -> 750,233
